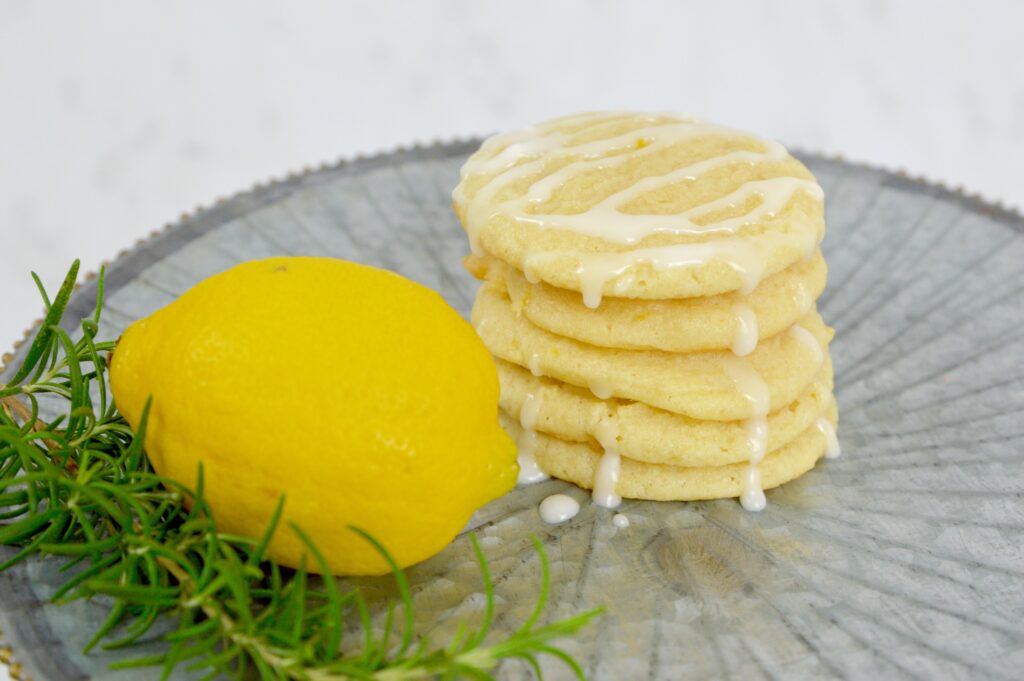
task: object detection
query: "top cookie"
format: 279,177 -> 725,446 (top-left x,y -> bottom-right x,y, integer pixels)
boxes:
453,112 -> 825,303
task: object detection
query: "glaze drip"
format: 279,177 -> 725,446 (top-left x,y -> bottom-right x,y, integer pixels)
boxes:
788,323 -> 824,368
731,303 -> 759,357
817,417 -> 841,459
722,355 -> 772,511
592,417 -> 623,509
517,392 -> 550,484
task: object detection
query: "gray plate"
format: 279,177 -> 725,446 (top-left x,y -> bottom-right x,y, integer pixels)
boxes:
2,142 -> 1023,681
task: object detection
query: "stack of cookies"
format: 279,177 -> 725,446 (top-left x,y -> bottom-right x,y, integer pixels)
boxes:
453,112 -> 839,511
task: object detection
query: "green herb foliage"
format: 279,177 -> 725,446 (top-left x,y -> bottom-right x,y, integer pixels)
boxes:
0,261 -> 602,680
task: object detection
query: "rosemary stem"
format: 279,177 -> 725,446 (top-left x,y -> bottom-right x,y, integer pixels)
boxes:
1,261 -> 601,680
155,555 -> 300,676
1,394 -> 32,424
0,393 -> 66,458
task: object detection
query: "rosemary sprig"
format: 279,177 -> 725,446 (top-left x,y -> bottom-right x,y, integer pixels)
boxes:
0,261 -> 602,680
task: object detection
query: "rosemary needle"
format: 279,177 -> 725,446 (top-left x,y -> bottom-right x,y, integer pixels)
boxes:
0,260 -> 603,680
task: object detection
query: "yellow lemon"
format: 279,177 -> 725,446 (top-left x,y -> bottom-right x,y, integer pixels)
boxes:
110,256 -> 517,575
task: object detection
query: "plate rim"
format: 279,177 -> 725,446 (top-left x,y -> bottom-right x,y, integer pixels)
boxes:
2,139 -> 1022,377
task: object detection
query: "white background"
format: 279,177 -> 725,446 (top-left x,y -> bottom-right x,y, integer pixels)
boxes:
0,0 -> 1021,676
2,1 -> 1023,355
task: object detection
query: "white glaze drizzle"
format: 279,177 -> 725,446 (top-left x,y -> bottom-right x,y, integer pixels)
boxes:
464,111 -> 626,179
722,356 -> 771,512
589,379 -> 614,400
465,118 -> 800,243
519,175 -> 819,242
731,303 -> 759,357
592,417 -> 622,509
516,392 -> 550,485
740,466 -> 766,512
539,494 -> 580,524
788,323 -> 824,368
744,416 -> 769,465
520,390 -> 543,430
817,417 -> 841,459
721,356 -> 771,417
593,451 -> 622,509
515,430 -> 547,485
456,112 -> 823,307
528,352 -> 543,377
612,513 -> 630,528
527,236 -> 770,309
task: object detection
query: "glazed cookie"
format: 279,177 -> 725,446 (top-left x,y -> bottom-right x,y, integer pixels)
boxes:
453,111 -> 825,304
500,402 -> 838,502
472,283 -> 833,421
468,251 -> 826,353
498,357 -> 834,468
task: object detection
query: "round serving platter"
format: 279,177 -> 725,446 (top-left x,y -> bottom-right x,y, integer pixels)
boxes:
1,142 -> 1022,680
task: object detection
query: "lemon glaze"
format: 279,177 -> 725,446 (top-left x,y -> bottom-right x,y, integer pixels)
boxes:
721,355 -> 771,511
817,417 -> 842,459
730,302 -> 759,357
455,112 -> 823,308
516,391 -> 550,484
539,494 -> 580,524
592,417 -> 623,509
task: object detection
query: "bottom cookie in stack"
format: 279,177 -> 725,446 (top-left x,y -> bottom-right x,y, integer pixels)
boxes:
499,403 -> 838,503
496,357 -> 835,469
